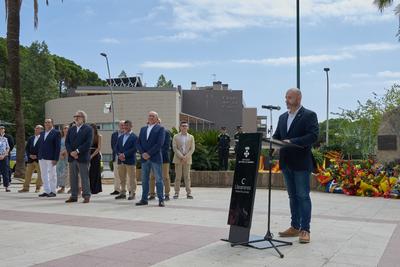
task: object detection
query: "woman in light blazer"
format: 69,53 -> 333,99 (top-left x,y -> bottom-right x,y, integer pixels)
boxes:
172,121 -> 195,199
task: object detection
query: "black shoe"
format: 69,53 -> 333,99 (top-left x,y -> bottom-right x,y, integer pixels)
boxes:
48,192 -> 57,197
164,195 -> 170,201
159,201 -> 165,207
148,195 -> 156,200
39,193 -> 49,197
65,197 -> 78,203
115,194 -> 126,200
110,190 -> 120,195
187,195 -> 194,199
135,200 -> 148,206
5,188 -> 10,192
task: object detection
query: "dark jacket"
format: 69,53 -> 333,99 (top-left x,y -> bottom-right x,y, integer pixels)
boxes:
161,130 -> 171,163
272,106 -> 319,172
26,135 -> 41,163
136,124 -> 165,164
116,132 -> 138,166
65,124 -> 93,163
38,129 -> 61,161
111,130 -> 122,162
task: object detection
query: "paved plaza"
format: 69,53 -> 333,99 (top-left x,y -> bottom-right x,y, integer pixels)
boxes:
0,182 -> 399,267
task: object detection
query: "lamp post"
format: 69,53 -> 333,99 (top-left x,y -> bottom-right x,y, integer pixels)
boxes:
100,53 -> 115,132
296,0 -> 300,89
324,67 -> 330,146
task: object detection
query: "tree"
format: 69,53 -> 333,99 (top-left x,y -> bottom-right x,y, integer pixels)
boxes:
374,0 -> 400,39
156,74 -> 174,88
5,0 -> 61,178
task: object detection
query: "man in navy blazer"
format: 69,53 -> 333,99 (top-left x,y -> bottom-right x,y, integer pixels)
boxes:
65,110 -> 93,203
110,120 -> 125,195
136,111 -> 166,207
38,119 -> 61,197
19,125 -> 43,193
272,88 -> 319,244
115,120 -> 138,200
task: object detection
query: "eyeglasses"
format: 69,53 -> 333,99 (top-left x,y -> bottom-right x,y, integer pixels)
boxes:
73,115 -> 82,118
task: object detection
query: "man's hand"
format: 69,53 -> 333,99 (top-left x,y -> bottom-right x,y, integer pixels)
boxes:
283,139 -> 291,143
0,155 -> 4,160
142,152 -> 150,160
118,153 -> 125,161
70,151 -> 78,159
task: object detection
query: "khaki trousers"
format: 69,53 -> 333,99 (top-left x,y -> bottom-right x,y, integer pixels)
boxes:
150,163 -> 170,197
113,160 -> 121,192
118,164 -> 137,195
174,163 -> 191,195
23,161 -> 42,190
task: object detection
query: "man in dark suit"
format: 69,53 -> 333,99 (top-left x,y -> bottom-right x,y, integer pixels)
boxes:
136,111 -> 166,207
65,110 -> 93,203
149,120 -> 171,201
110,120 -> 125,195
115,120 -> 138,200
217,127 -> 230,170
19,125 -> 44,193
38,119 -> 61,198
272,88 -> 319,244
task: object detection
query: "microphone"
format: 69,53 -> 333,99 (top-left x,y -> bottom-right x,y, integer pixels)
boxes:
262,105 -> 281,110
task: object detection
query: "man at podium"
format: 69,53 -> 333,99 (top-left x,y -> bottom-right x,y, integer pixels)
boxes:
272,88 -> 318,244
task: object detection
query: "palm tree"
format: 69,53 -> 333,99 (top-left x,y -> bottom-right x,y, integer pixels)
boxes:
5,0 -> 60,178
374,0 -> 400,39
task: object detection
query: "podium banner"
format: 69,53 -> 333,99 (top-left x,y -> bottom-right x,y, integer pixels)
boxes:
227,133 -> 262,228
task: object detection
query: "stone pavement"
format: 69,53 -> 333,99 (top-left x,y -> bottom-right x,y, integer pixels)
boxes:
0,183 -> 399,267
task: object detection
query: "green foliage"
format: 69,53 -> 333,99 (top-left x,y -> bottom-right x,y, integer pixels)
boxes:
0,38 -> 104,137
156,74 -> 173,88
312,148 -> 324,166
190,129 -> 219,171
320,84 -> 400,159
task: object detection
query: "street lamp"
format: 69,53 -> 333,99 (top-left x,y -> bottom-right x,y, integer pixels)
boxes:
100,52 -> 115,132
324,67 -> 330,146
296,0 -> 300,89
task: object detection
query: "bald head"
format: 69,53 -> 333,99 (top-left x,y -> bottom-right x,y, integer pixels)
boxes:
285,88 -> 302,112
148,111 -> 159,125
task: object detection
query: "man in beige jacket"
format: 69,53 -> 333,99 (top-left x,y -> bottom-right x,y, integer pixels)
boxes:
172,121 -> 195,199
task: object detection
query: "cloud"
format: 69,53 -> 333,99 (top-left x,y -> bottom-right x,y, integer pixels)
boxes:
344,42 -> 400,52
351,73 -> 371,78
143,32 -> 201,42
377,71 -> 400,78
233,53 -> 353,66
99,38 -> 121,44
332,83 -> 352,90
141,61 -> 196,69
160,0 -> 387,33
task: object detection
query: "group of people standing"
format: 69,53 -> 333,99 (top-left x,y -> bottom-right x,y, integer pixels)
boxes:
3,110 -> 196,208
110,111 -> 195,207
17,112 -> 103,201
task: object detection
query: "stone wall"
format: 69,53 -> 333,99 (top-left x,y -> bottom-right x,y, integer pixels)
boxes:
377,106 -> 400,164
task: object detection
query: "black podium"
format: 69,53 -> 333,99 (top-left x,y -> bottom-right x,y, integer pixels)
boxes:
224,133 -> 297,257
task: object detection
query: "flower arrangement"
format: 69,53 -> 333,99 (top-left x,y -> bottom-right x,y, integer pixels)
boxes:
316,152 -> 400,198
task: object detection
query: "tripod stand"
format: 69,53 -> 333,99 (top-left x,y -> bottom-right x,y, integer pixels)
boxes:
231,107 -> 292,258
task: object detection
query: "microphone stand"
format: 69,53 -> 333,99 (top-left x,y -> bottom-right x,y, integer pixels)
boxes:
231,107 -> 292,258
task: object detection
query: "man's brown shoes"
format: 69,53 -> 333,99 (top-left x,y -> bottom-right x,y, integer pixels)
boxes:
82,197 -> 90,203
278,227 -> 300,237
299,230 -> 310,243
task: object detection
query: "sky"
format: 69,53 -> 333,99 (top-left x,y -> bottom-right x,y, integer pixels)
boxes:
1,0 -> 400,124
